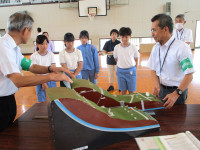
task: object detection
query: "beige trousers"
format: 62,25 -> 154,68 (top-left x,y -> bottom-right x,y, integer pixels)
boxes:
107,64 -> 117,84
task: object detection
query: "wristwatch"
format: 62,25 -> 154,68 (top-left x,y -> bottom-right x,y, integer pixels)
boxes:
48,66 -> 52,73
176,89 -> 183,96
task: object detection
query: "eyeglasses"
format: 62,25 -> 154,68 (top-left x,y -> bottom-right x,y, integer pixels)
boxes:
151,28 -> 157,33
151,27 -> 164,33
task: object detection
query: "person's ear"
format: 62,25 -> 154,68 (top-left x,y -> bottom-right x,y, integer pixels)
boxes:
164,26 -> 169,33
21,27 -> 29,36
184,21 -> 186,25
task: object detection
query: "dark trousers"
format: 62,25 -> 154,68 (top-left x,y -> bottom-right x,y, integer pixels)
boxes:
159,85 -> 188,104
0,94 -> 16,132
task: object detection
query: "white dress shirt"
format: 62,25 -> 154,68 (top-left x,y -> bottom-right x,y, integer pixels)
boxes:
113,43 -> 139,69
173,28 -> 193,43
147,36 -> 195,87
0,34 -> 24,96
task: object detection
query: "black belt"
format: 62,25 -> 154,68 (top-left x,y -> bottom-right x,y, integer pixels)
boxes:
160,84 -> 178,90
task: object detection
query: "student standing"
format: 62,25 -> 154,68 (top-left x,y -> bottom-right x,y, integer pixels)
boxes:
102,29 -> 121,91
77,30 -> 99,85
31,35 -> 57,102
59,32 -> 83,87
114,27 -> 139,95
173,14 -> 193,45
147,14 -> 194,109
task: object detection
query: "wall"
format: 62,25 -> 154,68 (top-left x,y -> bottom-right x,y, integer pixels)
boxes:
0,0 -> 200,53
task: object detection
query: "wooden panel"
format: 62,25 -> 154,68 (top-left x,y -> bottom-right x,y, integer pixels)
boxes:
139,44 -> 155,53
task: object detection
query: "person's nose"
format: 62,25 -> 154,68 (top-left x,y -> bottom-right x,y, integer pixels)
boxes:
151,32 -> 154,37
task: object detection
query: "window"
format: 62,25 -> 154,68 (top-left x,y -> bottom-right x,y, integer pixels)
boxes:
195,20 -> 200,48
130,37 -> 155,50
99,37 -> 155,51
99,38 -> 111,51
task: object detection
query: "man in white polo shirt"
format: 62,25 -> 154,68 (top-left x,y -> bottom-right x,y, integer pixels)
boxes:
147,14 -> 194,109
0,11 -> 72,132
173,14 -> 193,45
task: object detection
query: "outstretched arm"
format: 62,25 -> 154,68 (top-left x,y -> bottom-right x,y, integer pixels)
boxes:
7,72 -> 72,88
29,64 -> 73,75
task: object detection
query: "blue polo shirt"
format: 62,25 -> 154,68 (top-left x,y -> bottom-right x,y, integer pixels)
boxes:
77,43 -> 99,74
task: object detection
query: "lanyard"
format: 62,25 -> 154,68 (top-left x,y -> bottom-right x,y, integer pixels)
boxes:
176,29 -> 184,40
159,38 -> 175,74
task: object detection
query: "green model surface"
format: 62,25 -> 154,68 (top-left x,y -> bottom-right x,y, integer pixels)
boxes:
47,86 -> 157,122
71,79 -> 162,103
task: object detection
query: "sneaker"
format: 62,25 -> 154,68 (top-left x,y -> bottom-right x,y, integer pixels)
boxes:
107,86 -> 114,91
119,89 -> 121,92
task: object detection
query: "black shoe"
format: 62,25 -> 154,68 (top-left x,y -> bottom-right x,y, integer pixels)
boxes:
107,86 -> 114,91
119,89 -> 121,92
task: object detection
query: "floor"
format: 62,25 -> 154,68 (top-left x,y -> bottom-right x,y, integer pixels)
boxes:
15,49 -> 200,119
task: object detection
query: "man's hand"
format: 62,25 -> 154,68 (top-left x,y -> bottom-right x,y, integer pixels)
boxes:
153,85 -> 160,97
163,91 -> 180,109
95,73 -> 99,79
49,73 -> 73,83
107,51 -> 114,54
42,83 -> 49,91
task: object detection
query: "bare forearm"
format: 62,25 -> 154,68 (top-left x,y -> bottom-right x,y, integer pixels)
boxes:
102,50 -> 107,54
107,51 -> 114,54
29,64 -> 49,74
178,73 -> 193,91
134,58 -> 138,67
8,73 -> 51,88
74,62 -> 83,76
151,71 -> 160,87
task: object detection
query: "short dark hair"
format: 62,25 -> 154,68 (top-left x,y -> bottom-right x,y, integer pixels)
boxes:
43,32 -> 49,35
36,35 -> 49,51
151,13 -> 173,34
119,27 -> 132,36
79,30 -> 89,39
37,27 -> 41,32
175,14 -> 186,21
110,29 -> 119,36
64,32 -> 75,42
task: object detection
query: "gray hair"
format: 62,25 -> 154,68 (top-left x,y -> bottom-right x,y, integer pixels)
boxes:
175,14 -> 186,21
7,11 -> 34,32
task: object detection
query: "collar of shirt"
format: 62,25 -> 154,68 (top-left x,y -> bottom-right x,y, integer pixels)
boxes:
177,27 -> 185,33
82,43 -> 88,47
4,33 -> 18,50
156,35 -> 175,48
